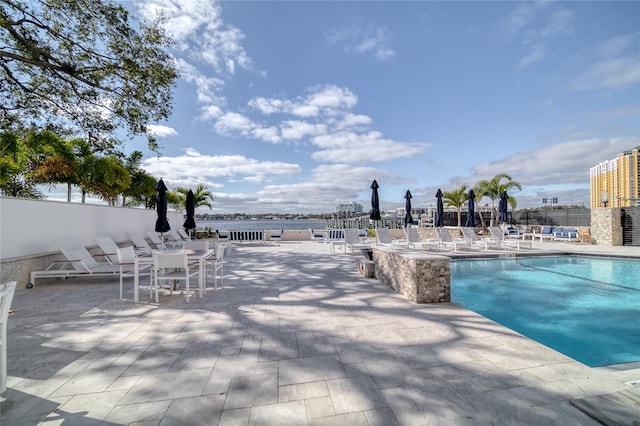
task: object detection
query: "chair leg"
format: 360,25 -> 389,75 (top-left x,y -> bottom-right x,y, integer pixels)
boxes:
1,326 -> 7,393
153,275 -> 159,303
185,272 -> 190,304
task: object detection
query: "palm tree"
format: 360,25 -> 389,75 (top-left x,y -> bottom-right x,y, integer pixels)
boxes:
29,132 -> 79,202
0,131 -> 43,198
442,186 -> 468,227
90,156 -> 131,206
474,173 -> 522,227
171,184 -> 215,211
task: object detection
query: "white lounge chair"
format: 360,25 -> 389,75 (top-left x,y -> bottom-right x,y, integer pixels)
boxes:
177,228 -> 192,241
129,232 -> 156,256
309,229 -> 326,241
459,228 -> 500,250
404,227 -> 440,250
29,240 -> 121,287
344,229 -> 370,253
489,227 -> 532,250
94,236 -> 121,264
435,228 -> 471,251
375,228 -> 406,246
166,229 -> 185,247
146,231 -> 164,247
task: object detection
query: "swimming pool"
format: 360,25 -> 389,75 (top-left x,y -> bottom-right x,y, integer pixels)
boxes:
451,256 -> 640,367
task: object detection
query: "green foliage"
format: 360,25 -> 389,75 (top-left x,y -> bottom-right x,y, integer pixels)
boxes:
443,185 -> 468,227
0,0 -> 178,151
0,129 -> 156,206
170,184 -> 215,211
474,173 -> 522,226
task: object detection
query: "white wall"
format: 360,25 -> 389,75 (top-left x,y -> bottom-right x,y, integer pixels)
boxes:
0,197 -> 183,260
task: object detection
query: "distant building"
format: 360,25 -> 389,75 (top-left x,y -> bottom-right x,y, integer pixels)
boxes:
336,202 -> 363,214
590,147 -> 640,208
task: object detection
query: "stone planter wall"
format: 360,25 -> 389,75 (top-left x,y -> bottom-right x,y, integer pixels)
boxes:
373,246 -> 450,303
591,208 -> 623,246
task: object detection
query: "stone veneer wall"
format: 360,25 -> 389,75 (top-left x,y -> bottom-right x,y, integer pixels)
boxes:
591,208 -> 623,246
373,246 -> 450,303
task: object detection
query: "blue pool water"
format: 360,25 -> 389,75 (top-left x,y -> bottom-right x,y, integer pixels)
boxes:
451,256 -> 640,367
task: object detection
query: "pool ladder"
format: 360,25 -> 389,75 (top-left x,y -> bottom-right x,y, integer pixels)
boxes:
499,252 -> 516,259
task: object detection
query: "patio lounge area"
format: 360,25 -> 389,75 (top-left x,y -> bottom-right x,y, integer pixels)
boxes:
2,240 -> 639,425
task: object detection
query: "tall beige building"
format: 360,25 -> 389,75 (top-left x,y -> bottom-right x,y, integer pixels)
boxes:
589,147 -> 640,208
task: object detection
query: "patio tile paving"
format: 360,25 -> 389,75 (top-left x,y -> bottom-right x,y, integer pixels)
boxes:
2,240 -> 639,425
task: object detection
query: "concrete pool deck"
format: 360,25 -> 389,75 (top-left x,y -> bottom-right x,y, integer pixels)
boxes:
1,240 -> 639,425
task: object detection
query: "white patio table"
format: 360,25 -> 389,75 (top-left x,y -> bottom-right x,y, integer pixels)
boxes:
133,248 -> 215,303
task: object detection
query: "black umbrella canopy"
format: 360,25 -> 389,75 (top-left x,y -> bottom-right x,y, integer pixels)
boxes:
370,179 -> 381,221
435,188 -> 444,227
183,189 -> 196,231
404,190 -> 413,227
465,189 -> 476,227
499,191 -> 509,223
155,178 -> 171,234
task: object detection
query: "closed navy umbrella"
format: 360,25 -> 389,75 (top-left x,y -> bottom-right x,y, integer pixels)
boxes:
155,178 -> 171,249
370,180 -> 381,225
465,189 -> 476,227
183,189 -> 196,238
499,191 -> 509,223
435,188 -> 444,227
404,190 -> 413,227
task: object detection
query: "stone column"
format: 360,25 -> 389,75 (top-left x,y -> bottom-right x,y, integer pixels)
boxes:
590,208 -> 623,246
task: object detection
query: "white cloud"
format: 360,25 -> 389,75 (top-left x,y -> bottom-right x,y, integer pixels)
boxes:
281,120 -> 327,140
467,137 -> 639,186
248,85 -> 358,118
325,21 -> 396,61
572,34 -> 640,91
141,148 -> 301,189
146,124 -> 178,137
311,131 -> 429,163
573,57 -> 640,90
505,2 -> 572,67
519,44 -> 545,67
174,58 -> 226,106
136,0 -> 252,75
214,112 -> 254,135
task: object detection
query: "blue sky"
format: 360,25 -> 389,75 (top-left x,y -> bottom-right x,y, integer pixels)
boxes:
116,0 -> 640,214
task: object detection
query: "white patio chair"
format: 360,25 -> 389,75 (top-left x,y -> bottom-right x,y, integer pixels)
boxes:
344,229 -> 370,253
489,227 -> 532,250
153,251 -> 199,303
128,232 -> 155,256
30,240 -> 121,287
459,227 -> 500,250
404,227 -> 440,250
375,228 -> 406,246
116,246 -> 153,300
435,228 -> 471,251
95,236 -> 121,264
210,243 -> 227,290
165,230 -> 184,247
1,281 -> 16,393
177,228 -> 191,240
146,232 -> 165,249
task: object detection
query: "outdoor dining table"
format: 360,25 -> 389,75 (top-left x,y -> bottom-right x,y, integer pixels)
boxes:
133,248 -> 216,303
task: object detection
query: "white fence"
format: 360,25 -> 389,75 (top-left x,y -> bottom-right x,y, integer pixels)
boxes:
0,197 -> 183,260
